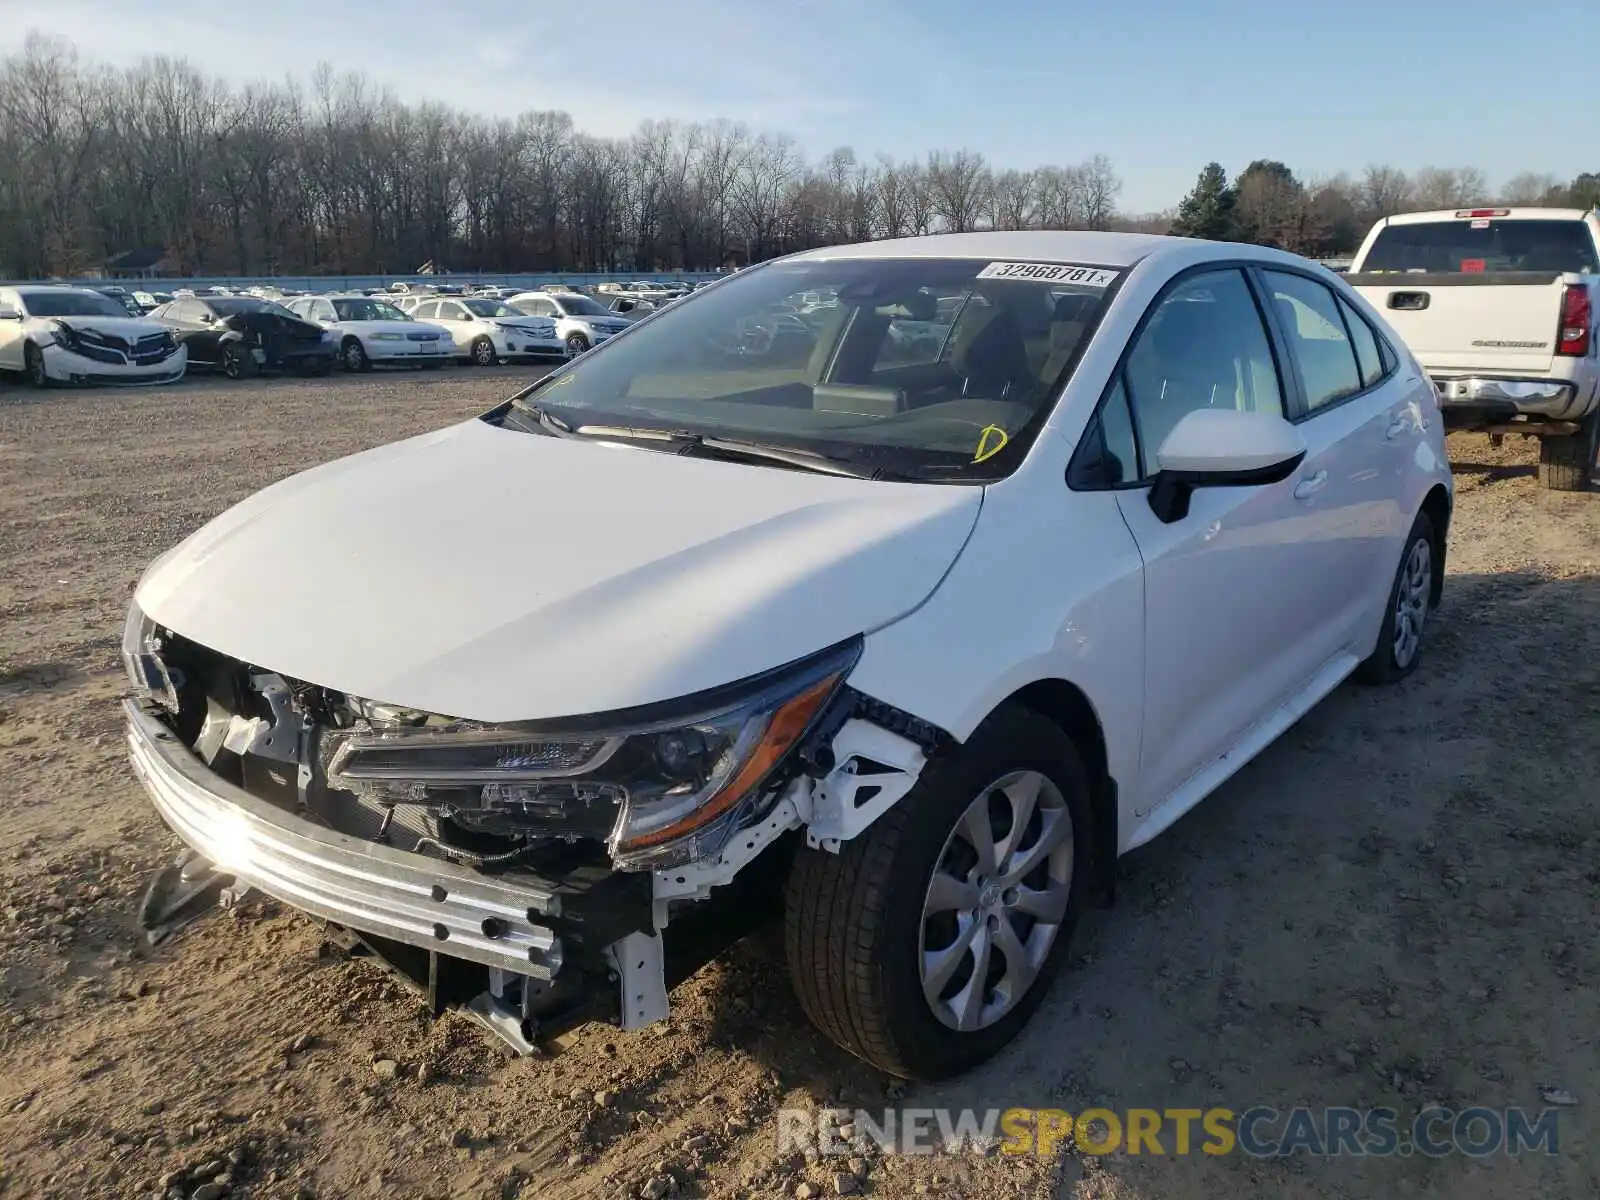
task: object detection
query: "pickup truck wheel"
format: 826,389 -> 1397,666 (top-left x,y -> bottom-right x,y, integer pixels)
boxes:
1355,509 -> 1437,685
1536,414 -> 1599,492
784,705 -> 1091,1080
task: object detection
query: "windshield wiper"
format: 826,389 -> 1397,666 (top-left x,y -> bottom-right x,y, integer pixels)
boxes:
503,402 -> 577,440
570,424 -> 886,480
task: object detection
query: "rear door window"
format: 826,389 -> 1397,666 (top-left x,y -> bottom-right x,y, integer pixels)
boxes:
1261,271 -> 1364,414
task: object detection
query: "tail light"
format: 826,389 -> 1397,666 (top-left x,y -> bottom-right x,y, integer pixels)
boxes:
1556,286 -> 1591,356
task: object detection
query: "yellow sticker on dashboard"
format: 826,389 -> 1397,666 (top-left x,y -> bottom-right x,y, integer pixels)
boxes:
550,373 -> 575,387
973,425 -> 1009,462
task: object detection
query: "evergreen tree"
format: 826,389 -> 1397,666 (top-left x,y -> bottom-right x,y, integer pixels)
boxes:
1170,162 -> 1237,241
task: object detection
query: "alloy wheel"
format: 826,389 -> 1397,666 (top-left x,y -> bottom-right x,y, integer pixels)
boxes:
919,769 -> 1074,1032
1392,537 -> 1432,669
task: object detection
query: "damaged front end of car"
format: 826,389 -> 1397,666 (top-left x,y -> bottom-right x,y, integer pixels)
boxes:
122,603 -> 938,1054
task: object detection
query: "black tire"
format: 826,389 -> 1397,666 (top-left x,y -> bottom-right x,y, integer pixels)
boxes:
784,705 -> 1092,1080
565,331 -> 590,357
1354,508 -> 1438,685
471,337 -> 497,367
221,343 -> 253,381
23,342 -> 50,387
1536,414 -> 1599,492
341,338 -> 370,373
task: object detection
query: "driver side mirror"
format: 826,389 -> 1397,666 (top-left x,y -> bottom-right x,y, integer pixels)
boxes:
1147,408 -> 1307,524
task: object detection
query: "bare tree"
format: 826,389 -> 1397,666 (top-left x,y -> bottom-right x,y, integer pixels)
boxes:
926,149 -> 991,233
988,168 -> 1037,231
0,33 -> 1127,276
1078,154 -> 1122,230
1499,172 -> 1562,205
1358,165 -> 1414,223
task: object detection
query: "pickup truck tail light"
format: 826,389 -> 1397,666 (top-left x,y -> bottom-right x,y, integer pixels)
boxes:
1556,286 -> 1591,356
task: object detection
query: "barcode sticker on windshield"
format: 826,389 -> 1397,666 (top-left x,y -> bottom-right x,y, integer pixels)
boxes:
976,262 -> 1119,287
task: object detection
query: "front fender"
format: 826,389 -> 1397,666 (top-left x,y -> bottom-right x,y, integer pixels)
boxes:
846,481 -> 1145,824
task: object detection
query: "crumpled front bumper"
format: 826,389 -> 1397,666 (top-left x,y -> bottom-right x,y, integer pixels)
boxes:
124,698 -> 568,977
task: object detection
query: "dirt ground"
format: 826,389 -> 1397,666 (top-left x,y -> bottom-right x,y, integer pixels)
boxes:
0,372 -> 1595,1200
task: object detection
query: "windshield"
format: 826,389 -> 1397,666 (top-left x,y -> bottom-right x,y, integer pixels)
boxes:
464,299 -> 517,318
499,256 -> 1119,481
554,294 -> 609,316
333,297 -> 408,321
1362,219 -> 1599,274
21,290 -> 129,318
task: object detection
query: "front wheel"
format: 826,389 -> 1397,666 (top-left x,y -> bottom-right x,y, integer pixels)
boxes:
24,342 -> 50,387
341,338 -> 370,373
471,337 -> 497,367
784,705 -> 1091,1080
1537,414 -> 1599,492
565,332 -> 590,358
1355,508 -> 1438,684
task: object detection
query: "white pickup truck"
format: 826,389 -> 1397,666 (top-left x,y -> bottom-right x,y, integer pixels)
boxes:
1345,207 -> 1600,490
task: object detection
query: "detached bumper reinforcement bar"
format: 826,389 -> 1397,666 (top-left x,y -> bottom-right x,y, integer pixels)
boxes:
124,699 -> 565,979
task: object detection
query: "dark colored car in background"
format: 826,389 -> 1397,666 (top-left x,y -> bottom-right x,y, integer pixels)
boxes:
148,296 -> 338,379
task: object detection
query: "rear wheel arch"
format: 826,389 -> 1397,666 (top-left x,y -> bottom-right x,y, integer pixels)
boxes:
1419,484 -> 1450,607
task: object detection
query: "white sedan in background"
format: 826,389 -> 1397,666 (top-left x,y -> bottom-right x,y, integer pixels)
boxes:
507,289 -> 635,356
285,295 -> 455,371
409,296 -> 564,366
0,285 -> 187,386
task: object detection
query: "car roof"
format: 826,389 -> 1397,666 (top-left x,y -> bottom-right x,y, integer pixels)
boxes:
17,285 -> 105,296
781,230 -> 1183,269
1379,207 -> 1593,226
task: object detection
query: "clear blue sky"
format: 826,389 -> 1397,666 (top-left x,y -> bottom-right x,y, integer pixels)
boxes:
4,0 -> 1592,213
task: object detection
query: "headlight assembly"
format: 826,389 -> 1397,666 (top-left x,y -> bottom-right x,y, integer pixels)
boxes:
121,602 -> 182,712
326,637 -> 862,869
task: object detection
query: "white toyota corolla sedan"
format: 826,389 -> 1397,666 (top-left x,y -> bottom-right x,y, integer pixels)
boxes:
121,232 -> 1451,1080
408,295 -> 564,365
283,294 -> 455,370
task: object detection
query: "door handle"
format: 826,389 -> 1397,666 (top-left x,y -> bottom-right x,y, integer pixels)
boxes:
1293,470 -> 1328,499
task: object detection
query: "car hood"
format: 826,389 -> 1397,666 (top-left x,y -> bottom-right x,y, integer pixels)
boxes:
40,315 -> 170,338
488,317 -> 553,331
135,418 -> 982,723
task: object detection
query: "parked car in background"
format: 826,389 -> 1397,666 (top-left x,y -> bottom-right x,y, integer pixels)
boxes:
507,289 -> 634,355
410,296 -> 563,365
148,296 -> 338,379
133,290 -> 175,313
0,285 -> 187,386
1346,206 -> 1600,490
94,286 -> 145,316
284,294 -> 454,371
120,231 -> 1451,1082
606,295 -> 660,319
